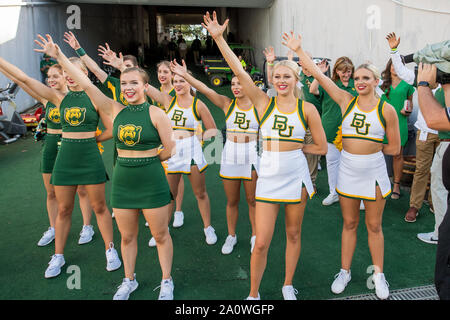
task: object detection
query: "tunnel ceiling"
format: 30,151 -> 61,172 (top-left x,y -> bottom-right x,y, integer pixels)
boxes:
56,0 -> 274,8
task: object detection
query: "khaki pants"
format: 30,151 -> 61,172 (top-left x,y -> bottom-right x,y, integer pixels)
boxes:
409,130 -> 440,209
431,142 -> 449,238
304,130 -> 320,187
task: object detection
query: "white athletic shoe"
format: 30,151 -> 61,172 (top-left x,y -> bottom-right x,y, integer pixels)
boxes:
282,285 -> 298,300
38,227 -> 55,247
78,225 -> 94,245
173,211 -> 184,228
148,227 -> 170,247
204,226 -> 217,245
331,269 -> 351,294
157,278 -> 174,300
322,193 -> 339,206
373,273 -> 390,300
113,275 -> 138,300
245,293 -> 260,300
45,254 -> 65,278
250,235 -> 256,253
221,235 -> 237,255
148,236 -> 156,247
417,232 -> 438,244
106,243 -> 121,271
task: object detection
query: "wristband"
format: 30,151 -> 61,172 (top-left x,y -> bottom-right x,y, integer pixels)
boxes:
267,62 -> 274,66
417,81 -> 430,87
390,48 -> 398,53
76,48 -> 86,57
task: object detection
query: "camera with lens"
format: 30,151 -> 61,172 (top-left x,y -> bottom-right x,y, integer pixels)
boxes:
403,40 -> 450,85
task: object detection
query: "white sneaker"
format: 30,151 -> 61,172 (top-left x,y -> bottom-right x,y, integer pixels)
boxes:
106,243 -> 122,271
282,285 -> 298,300
173,211 -> 184,228
148,236 -> 156,247
204,226 -> 217,245
158,278 -> 174,300
113,275 -> 138,300
221,235 -> 237,255
373,273 -> 390,300
245,293 -> 260,300
417,232 -> 438,244
331,269 -> 351,294
45,254 -> 65,278
38,227 -> 55,247
78,225 -> 94,245
360,201 -> 365,211
250,235 -> 256,253
148,227 -> 170,247
322,193 -> 339,206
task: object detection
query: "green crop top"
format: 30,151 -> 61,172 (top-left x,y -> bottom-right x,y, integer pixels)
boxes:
59,90 -> 99,132
44,101 -> 62,130
113,102 -> 162,150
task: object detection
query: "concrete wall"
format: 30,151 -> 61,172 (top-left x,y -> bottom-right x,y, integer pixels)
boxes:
0,1 -> 143,112
237,0 -> 450,72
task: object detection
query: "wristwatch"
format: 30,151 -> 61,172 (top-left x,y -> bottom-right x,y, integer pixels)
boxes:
417,81 -> 430,87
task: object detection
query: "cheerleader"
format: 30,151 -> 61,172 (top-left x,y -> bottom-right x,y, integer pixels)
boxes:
170,59 -> 258,254
1,34 -> 123,279
36,34 -> 176,300
284,31 -> 400,300
0,63 -> 96,246
145,62 -> 218,246
203,12 -> 327,300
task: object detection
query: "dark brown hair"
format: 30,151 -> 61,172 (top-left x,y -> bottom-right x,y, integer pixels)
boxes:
123,55 -> 138,67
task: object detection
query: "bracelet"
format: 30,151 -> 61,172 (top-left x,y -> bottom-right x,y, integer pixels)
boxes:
390,48 -> 398,53
267,62 -> 274,66
76,48 -> 86,57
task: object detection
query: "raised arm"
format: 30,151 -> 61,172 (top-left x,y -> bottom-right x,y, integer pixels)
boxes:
202,11 -> 268,113
98,44 -> 127,73
170,59 -> 231,111
0,66 -> 47,105
263,46 -> 276,85
63,31 -> 108,84
0,56 -> 62,106
282,31 -> 353,113
309,60 -> 329,95
36,34 -> 116,116
145,84 -> 173,110
386,32 -> 415,85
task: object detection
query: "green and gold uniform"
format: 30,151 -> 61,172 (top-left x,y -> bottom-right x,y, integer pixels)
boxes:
299,71 -> 322,115
40,102 -> 62,173
111,102 -> 172,208
381,80 -> 415,146
51,90 -> 108,186
318,79 -> 357,144
102,75 -> 128,106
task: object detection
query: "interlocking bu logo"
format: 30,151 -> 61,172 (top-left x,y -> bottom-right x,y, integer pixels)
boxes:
66,5 -> 81,30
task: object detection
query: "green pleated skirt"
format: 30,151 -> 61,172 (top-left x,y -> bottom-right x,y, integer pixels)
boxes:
51,137 -> 108,186
40,133 -> 62,174
111,156 -> 173,209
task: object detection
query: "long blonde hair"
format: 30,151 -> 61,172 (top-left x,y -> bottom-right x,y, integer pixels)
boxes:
273,60 -> 303,99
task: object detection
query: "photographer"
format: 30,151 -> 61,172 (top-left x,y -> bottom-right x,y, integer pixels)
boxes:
417,61 -> 450,300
